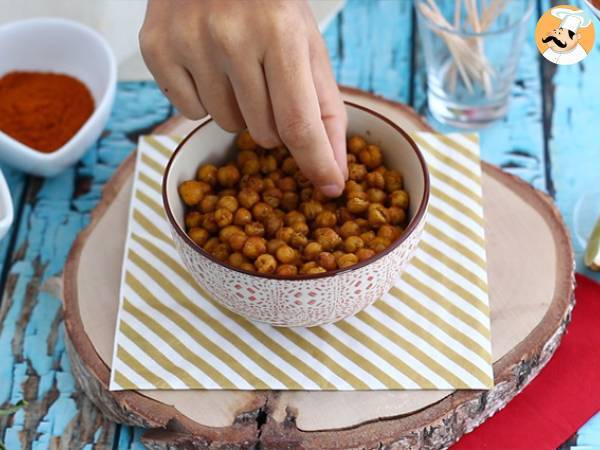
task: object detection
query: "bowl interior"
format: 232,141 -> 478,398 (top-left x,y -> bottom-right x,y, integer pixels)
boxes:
0,18 -> 113,112
165,103 -> 428,252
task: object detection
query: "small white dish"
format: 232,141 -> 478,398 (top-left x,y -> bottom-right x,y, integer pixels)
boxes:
0,18 -> 117,177
0,169 -> 14,241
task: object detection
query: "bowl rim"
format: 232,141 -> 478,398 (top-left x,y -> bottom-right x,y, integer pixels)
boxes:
0,17 -> 117,162
162,101 -> 430,280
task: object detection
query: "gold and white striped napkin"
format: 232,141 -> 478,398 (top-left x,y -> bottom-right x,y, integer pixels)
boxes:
109,132 -> 493,391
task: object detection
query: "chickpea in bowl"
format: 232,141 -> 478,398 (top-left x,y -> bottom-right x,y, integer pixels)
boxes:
163,102 -> 429,327
178,131 -> 409,276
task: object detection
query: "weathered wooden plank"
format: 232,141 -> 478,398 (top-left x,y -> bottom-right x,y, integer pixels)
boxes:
541,0 -> 600,281
0,82 -> 171,449
324,0 -> 414,103
411,2 -> 548,192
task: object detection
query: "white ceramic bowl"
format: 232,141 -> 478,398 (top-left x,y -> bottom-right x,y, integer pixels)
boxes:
0,168 -> 13,241
0,18 -> 117,177
164,103 -> 430,327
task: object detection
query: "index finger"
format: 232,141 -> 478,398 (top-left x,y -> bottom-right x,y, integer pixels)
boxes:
263,36 -> 345,198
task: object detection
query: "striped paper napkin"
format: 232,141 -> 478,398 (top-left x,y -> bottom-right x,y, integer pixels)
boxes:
109,132 -> 493,391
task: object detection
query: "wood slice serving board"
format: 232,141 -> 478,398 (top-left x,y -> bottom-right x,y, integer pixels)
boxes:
63,88 -> 574,450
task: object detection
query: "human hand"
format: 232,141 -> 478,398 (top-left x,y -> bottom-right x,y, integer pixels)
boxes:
140,0 -> 347,197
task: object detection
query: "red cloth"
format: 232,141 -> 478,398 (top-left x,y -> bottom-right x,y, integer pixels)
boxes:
452,274 -> 600,450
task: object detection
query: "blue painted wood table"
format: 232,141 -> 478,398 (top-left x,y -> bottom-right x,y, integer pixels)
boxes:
0,1 -> 599,448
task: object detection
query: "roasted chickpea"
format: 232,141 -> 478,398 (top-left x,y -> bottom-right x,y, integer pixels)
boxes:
199,194 -> 218,213
272,146 -> 289,162
286,220 -> 307,236
280,191 -> 299,211
337,207 -> 354,224
212,243 -> 230,261
267,170 -> 283,182
178,180 -> 205,206
311,189 -> 329,203
185,211 -> 202,229
219,225 -> 243,242
263,188 -> 283,209
347,197 -> 369,214
390,190 -> 409,209
346,189 -> 368,201
306,266 -> 327,274
267,238 -> 286,254
214,208 -> 233,227
355,218 -> 369,230
360,230 -> 376,244
228,252 -> 248,268
229,232 -> 248,252
245,221 -> 265,237
387,206 -> 407,225
347,153 -> 357,164
243,236 -> 267,259
285,210 -> 306,226
260,155 -> 278,174
317,252 -> 337,271
367,188 -> 387,204
188,227 -> 209,246
344,236 -> 365,253
237,149 -> 258,167
219,189 -> 238,198
300,261 -> 318,273
196,164 -> 218,186
345,180 -> 363,193
368,237 -> 391,253
356,247 -> 376,262
216,195 -> 238,213
315,210 -> 337,228
217,165 -> 241,188
201,212 -> 219,233
281,157 -> 298,175
289,232 -> 308,249
236,130 -> 258,151
300,200 -> 323,220
348,163 -> 367,181
294,171 -> 311,188
277,264 -> 298,276
366,171 -> 385,189
299,187 -> 314,202
303,242 -> 323,260
314,227 -> 342,251
378,225 -> 398,241
339,220 -> 361,239
241,158 -> 261,175
233,208 -> 253,226
368,204 -> 388,227
384,170 -> 403,192
263,213 -> 283,236
276,227 -> 294,243
239,174 -> 264,192
240,262 -> 256,271
348,135 -> 367,155
262,178 -> 276,191
203,237 -> 220,253
255,254 -> 277,274
276,245 -> 297,264
237,188 -> 260,210
337,253 -> 359,269
277,176 -> 297,192
359,144 -> 383,169
252,202 -> 273,221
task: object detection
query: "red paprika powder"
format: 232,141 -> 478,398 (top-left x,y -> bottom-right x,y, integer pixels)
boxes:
0,71 -> 94,153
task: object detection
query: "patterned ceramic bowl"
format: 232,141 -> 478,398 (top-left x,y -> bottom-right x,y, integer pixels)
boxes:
163,102 -> 429,327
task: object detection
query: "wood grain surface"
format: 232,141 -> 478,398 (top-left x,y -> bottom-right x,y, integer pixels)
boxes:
0,0 -> 596,448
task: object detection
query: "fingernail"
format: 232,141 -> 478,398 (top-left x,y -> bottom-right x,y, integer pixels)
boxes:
319,183 -> 344,198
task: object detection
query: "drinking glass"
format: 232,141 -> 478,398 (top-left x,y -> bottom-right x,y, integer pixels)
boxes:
416,0 -> 534,128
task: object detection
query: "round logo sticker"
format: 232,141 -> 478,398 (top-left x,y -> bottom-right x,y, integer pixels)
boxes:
535,5 -> 595,65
